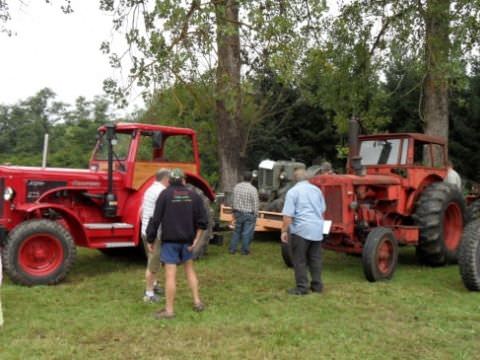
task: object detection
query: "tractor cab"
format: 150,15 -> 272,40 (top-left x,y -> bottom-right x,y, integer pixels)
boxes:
350,133 -> 448,190
89,123 -> 202,190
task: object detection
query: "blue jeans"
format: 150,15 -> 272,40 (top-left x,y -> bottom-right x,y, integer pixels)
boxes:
229,211 -> 256,253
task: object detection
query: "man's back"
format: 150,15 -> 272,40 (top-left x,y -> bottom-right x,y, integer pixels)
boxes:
232,181 -> 259,214
141,182 -> 166,236
152,184 -> 208,244
283,180 -> 326,241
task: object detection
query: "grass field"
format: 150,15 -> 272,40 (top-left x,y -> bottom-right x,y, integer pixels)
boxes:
1,233 -> 480,360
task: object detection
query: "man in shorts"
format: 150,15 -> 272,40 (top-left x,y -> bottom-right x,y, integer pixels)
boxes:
141,168 -> 170,303
146,168 -> 208,319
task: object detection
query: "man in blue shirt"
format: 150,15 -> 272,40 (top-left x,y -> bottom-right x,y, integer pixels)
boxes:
281,168 -> 326,295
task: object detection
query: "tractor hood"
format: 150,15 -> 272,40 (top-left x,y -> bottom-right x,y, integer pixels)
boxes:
310,173 -> 401,187
0,164 -> 122,203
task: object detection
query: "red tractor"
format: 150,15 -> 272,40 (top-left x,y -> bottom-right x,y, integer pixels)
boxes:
0,123 -> 215,286
282,119 -> 465,281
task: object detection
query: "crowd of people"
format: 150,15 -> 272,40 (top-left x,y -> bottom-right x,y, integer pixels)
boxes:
136,164 -> 328,320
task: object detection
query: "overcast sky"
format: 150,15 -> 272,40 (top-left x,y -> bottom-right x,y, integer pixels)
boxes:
0,1 -> 142,112
0,1 -> 340,114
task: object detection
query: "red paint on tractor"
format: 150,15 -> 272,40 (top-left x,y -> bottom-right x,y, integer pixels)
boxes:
0,122 -> 215,285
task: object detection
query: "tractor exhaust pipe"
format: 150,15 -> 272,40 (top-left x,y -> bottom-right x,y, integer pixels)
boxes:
104,123 -> 118,218
348,117 -> 365,176
42,134 -> 49,168
348,117 -> 360,158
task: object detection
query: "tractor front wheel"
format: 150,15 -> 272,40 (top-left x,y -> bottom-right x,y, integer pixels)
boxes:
2,219 -> 77,286
414,182 -> 465,266
362,227 -> 399,282
458,219 -> 480,291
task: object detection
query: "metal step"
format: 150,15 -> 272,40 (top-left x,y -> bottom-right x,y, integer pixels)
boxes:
84,223 -> 134,230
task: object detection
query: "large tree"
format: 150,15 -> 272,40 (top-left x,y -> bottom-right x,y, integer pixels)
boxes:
99,0 -> 326,191
328,0 -> 480,140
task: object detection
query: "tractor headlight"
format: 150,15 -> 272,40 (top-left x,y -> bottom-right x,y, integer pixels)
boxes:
4,187 -> 15,201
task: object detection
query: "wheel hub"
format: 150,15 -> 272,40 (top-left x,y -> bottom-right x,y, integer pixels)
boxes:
19,233 -> 64,276
443,202 -> 463,251
377,240 -> 393,274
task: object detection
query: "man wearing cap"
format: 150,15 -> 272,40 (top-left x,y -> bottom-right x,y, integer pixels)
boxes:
146,168 -> 208,319
141,168 -> 170,303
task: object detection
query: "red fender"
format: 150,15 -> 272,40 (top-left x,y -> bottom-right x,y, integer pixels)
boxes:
13,203 -> 88,247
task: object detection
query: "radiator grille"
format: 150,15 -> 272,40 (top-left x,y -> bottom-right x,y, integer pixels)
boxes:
323,185 -> 343,223
259,169 -> 274,187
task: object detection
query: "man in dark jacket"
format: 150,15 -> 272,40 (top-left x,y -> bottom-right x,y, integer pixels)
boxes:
146,168 -> 208,319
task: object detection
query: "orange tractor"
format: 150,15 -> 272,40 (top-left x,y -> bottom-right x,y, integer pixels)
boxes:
225,119 -> 466,282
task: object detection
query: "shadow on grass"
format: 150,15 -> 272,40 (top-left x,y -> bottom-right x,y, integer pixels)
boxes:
70,248 -> 146,280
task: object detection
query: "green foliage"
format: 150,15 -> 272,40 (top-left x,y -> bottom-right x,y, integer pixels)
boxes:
0,89 -> 114,168
245,69 -> 340,170
99,1 -> 327,103
139,81 -> 219,187
449,63 -> 480,183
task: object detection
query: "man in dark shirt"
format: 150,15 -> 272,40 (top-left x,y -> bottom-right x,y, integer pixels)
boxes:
146,168 -> 208,319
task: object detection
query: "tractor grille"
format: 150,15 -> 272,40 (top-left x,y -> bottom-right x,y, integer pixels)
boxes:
323,185 -> 343,224
0,178 -> 4,217
259,169 -> 274,187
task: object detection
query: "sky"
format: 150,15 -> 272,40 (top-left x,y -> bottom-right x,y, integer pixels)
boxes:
0,1 -> 340,115
0,1 -> 142,113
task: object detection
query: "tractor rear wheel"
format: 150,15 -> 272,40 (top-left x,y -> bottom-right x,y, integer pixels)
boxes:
281,241 -> 294,268
458,219 -> 480,291
2,219 -> 77,286
414,182 -> 465,266
466,199 -> 480,223
362,227 -> 399,282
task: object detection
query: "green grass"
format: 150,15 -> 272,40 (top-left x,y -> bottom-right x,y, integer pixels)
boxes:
1,233 -> 480,360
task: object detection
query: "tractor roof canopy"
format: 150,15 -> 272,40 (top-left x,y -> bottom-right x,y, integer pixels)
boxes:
358,133 -> 447,168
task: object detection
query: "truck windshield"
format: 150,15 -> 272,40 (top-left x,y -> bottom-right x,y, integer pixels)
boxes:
359,139 -> 401,165
93,132 -> 132,161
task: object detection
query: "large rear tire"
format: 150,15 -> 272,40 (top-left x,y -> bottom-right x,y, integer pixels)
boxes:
362,227 -> 399,282
466,199 -> 480,223
2,219 -> 77,286
458,219 -> 480,291
414,182 -> 465,266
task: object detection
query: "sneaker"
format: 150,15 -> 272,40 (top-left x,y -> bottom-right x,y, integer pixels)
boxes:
287,288 -> 309,296
193,302 -> 205,312
154,309 -> 175,320
143,293 -> 161,303
228,249 -> 236,254
153,284 -> 165,296
241,250 -> 250,255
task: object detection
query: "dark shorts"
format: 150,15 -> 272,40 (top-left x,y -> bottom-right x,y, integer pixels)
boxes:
160,242 -> 194,265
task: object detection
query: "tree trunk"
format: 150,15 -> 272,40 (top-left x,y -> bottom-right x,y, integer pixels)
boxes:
422,0 -> 450,141
215,0 -> 244,192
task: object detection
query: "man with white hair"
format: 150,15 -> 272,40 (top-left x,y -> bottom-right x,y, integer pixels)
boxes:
141,168 -> 170,303
281,168 -> 326,295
